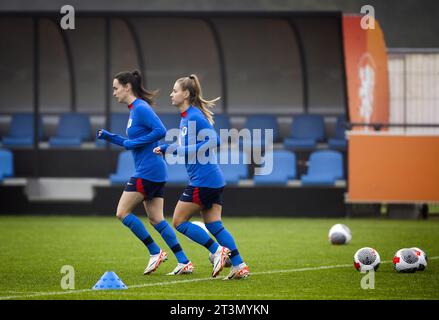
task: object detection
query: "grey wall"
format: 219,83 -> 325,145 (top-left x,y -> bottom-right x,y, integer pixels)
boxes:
1,0 -> 438,48
0,16 -> 345,115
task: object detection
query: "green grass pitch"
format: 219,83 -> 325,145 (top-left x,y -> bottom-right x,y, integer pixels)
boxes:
0,216 -> 438,300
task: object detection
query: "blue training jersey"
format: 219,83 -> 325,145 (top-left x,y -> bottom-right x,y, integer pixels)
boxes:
160,106 -> 225,188
106,98 -> 168,182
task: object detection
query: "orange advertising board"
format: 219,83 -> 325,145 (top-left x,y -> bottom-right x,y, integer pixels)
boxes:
347,133 -> 439,203
342,15 -> 389,129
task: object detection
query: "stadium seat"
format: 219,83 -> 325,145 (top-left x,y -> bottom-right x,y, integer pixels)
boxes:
283,114 -> 325,150
109,151 -> 135,185
218,149 -> 249,185
214,113 -> 232,144
0,149 -> 14,178
254,150 -> 296,185
328,115 -> 347,150
49,113 -> 91,147
96,113 -> 129,148
166,158 -> 188,185
2,113 -> 43,147
158,113 -> 180,131
241,115 -> 280,148
213,114 -> 231,132
301,150 -> 344,186
158,113 -> 181,144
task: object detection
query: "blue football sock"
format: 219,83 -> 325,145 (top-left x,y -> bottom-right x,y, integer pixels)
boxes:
176,221 -> 219,254
122,213 -> 160,255
154,220 -> 189,264
206,220 -> 243,266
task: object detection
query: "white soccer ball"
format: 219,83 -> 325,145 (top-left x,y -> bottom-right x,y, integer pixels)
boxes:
328,224 -> 352,245
354,247 -> 381,272
192,221 -> 209,233
393,248 -> 419,273
411,247 -> 427,271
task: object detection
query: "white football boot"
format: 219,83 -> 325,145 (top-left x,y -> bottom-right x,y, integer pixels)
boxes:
143,249 -> 168,275
167,261 -> 194,275
211,246 -> 231,278
223,263 -> 250,280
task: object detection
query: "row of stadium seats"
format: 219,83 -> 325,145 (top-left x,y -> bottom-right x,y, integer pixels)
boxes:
110,150 -> 344,186
0,149 -> 13,182
0,147 -> 343,186
0,113 -> 347,150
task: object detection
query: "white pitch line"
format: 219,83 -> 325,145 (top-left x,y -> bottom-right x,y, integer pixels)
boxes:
1,256 -> 437,300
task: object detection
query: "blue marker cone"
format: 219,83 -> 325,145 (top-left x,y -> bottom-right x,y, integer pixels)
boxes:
92,271 -> 128,290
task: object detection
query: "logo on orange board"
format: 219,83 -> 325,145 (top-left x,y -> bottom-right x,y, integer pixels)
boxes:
358,53 -> 376,128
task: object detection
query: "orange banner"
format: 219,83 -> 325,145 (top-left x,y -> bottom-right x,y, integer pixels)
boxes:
347,133 -> 439,203
342,15 -> 389,129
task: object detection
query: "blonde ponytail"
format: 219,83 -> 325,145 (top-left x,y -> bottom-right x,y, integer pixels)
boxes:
177,74 -> 220,125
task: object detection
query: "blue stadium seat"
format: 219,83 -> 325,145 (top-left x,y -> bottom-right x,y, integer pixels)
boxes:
218,149 -> 248,185
0,149 -> 14,178
96,113 -> 129,148
328,115 -> 347,150
283,114 -> 325,150
109,151 -> 135,185
301,150 -> 344,186
254,150 -> 296,185
49,113 -> 91,147
214,114 -> 232,144
241,115 -> 280,148
213,114 -> 231,132
166,157 -> 188,185
158,113 -> 181,144
2,113 -> 43,147
158,113 -> 180,131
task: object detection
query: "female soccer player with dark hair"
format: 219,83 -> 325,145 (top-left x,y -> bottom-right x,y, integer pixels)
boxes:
153,74 -> 250,280
97,70 -> 193,276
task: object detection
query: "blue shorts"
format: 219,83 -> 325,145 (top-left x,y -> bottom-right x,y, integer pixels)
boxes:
124,177 -> 165,200
179,185 -> 224,209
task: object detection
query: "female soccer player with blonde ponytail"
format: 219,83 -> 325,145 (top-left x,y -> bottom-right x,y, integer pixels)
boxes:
154,74 -> 250,279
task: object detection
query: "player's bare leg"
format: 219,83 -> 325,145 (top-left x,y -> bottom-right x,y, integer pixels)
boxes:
172,200 -> 200,228
116,191 -> 144,221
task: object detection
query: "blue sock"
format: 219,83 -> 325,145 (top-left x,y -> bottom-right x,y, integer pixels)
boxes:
176,221 -> 219,254
206,221 -> 243,266
122,213 -> 160,255
154,220 -> 189,264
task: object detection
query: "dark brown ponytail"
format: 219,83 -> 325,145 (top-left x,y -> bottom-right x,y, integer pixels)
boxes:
114,70 -> 158,105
